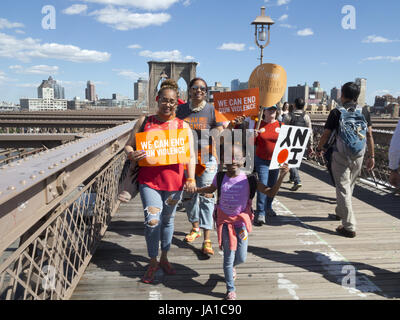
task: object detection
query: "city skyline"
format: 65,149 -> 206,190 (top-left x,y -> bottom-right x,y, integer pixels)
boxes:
0,0 -> 399,105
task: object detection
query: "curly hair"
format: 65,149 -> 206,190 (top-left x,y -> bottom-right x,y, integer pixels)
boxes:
158,79 -> 179,98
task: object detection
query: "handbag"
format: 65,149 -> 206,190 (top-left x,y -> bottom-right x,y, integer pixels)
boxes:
118,116 -> 148,202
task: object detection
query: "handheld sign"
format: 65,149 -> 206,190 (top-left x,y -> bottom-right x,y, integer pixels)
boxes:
269,125 -> 311,170
248,63 -> 287,130
214,88 -> 260,122
135,128 -> 190,166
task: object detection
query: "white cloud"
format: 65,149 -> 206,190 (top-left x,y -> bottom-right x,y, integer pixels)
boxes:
277,0 -> 290,6
9,65 -> 59,75
113,68 -> 147,80
362,35 -> 399,43
63,4 -> 88,15
139,49 -> 195,61
128,44 -> 142,49
15,29 -> 25,34
79,0 -> 180,11
90,6 -> 171,30
183,0 -> 191,6
362,56 -> 400,63
217,43 -> 246,52
248,46 -> 256,51
278,14 -> 288,21
297,28 -> 314,36
0,18 -> 24,29
0,32 -> 111,63
280,23 -> 296,29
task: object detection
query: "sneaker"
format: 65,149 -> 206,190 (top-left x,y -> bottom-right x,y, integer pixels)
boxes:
254,214 -> 265,226
284,180 -> 294,184
142,264 -> 159,284
184,228 -> 201,243
225,291 -> 237,300
290,183 -> 302,191
202,240 -> 214,255
336,225 -> 356,238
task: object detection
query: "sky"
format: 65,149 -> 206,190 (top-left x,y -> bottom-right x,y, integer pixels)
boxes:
0,0 -> 399,105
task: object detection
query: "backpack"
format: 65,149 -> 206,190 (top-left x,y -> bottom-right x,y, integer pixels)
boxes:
336,106 -> 367,158
289,112 -> 307,127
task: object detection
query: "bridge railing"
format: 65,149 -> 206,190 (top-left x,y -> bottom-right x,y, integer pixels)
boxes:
307,124 -> 396,192
0,121 -> 135,300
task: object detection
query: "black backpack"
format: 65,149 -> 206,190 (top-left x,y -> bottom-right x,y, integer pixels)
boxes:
289,112 -> 307,127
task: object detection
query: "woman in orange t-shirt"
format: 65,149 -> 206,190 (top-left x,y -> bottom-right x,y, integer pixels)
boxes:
254,105 -> 282,225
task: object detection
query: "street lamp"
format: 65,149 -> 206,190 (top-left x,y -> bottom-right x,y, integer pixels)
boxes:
251,6 -> 274,65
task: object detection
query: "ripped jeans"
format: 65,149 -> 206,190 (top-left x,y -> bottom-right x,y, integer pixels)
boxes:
182,155 -> 217,230
139,183 -> 183,258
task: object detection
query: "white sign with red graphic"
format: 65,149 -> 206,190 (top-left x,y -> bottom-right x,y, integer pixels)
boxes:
270,125 -> 311,170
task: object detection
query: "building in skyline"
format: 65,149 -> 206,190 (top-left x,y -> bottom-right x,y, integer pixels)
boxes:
207,82 -> 230,103
331,87 -> 341,104
85,81 -> 96,102
21,83 -> 67,111
231,79 -> 248,91
374,94 -> 400,107
38,76 -> 65,100
288,83 -> 309,105
355,78 -> 367,106
134,78 -> 148,103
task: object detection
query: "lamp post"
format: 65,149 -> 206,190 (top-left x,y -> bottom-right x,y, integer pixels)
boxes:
251,6 -> 275,65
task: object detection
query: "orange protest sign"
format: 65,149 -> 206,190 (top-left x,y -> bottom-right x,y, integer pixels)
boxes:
214,88 -> 260,122
135,128 -> 190,166
248,63 -> 287,107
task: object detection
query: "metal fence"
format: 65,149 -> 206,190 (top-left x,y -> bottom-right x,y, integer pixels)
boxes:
307,124 -> 396,192
0,121 -> 135,300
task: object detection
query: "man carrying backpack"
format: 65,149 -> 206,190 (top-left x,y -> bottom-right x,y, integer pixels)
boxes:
316,82 -> 375,238
283,98 -> 314,191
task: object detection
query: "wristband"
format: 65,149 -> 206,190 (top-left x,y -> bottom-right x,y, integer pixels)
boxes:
186,178 -> 196,182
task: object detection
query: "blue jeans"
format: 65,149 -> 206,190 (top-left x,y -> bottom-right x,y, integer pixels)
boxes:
290,167 -> 301,184
183,155 -> 217,230
222,224 -> 248,293
255,155 -> 279,216
139,184 -> 182,258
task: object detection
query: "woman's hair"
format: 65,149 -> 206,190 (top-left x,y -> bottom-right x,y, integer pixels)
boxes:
188,77 -> 208,91
282,102 -> 289,111
158,79 -> 179,98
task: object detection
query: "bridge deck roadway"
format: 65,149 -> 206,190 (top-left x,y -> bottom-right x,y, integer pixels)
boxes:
71,163 -> 400,300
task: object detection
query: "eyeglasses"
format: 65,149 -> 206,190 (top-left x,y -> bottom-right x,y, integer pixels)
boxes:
191,85 -> 207,92
160,98 -> 177,106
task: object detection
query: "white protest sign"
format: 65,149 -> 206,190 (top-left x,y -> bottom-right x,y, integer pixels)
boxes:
270,125 -> 311,170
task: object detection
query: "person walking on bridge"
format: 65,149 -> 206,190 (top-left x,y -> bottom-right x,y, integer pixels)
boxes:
282,98 -> 314,191
316,82 -> 375,238
124,80 -> 196,283
176,77 -> 225,256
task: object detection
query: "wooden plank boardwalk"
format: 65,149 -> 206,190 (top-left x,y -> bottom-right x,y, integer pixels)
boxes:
71,162 -> 400,300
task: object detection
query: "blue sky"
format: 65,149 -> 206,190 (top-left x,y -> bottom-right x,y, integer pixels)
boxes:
0,0 -> 399,105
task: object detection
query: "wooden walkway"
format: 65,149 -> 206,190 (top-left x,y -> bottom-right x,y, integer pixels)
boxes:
71,163 -> 400,300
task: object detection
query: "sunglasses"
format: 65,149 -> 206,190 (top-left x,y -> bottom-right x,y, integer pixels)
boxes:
160,98 -> 177,106
191,85 -> 207,92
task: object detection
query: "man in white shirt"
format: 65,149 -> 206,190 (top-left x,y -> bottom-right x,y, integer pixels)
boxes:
389,119 -> 400,188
